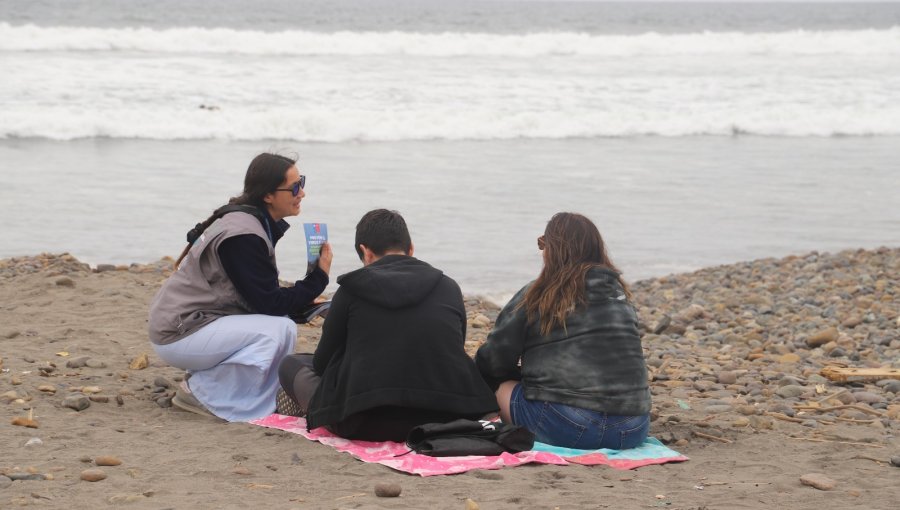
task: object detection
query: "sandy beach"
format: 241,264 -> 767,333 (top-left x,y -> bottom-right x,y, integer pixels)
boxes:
1,248 -> 898,509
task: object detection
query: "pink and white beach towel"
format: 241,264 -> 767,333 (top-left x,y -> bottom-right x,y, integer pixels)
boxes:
250,414 -> 688,476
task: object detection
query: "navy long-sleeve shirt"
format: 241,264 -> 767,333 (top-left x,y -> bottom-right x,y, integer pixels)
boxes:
217,210 -> 328,316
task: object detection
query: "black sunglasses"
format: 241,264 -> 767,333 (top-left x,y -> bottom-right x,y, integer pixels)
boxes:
275,175 -> 306,196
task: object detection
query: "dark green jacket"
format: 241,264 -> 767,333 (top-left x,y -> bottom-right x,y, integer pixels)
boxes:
475,267 -> 651,416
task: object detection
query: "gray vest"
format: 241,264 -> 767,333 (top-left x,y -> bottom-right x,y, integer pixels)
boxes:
148,212 -> 275,345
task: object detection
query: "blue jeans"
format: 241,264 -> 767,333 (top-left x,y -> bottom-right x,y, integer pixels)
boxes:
509,384 -> 649,450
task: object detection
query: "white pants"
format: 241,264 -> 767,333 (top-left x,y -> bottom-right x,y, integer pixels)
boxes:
152,314 -> 296,422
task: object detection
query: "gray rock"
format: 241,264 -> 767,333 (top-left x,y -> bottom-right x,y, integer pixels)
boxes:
153,377 -> 172,389
881,381 -> 900,394
891,456 -> 900,468
85,359 -> 107,369
652,315 -> 671,335
717,371 -> 737,385
7,473 -> 47,481
778,376 -> 805,387
0,475 -> 12,489
851,391 -> 886,404
776,385 -> 807,399
63,394 -> 91,411
66,356 -> 90,369
828,347 -> 847,358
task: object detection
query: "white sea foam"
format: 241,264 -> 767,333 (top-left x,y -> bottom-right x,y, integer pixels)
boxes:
2,24 -> 899,141
3,23 -> 900,57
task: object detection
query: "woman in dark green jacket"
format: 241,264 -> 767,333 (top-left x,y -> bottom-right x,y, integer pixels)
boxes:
475,212 -> 651,450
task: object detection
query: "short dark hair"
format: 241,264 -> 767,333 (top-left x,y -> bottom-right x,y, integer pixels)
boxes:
354,209 -> 412,259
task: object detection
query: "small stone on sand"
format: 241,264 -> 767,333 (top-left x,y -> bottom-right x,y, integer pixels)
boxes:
374,482 -> 402,497
80,468 -> 107,482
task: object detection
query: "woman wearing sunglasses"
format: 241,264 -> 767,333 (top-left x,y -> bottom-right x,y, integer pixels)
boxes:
149,153 -> 332,421
475,212 -> 651,449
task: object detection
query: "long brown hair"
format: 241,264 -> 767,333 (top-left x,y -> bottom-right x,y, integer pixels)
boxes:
174,153 -> 296,268
520,212 -> 630,336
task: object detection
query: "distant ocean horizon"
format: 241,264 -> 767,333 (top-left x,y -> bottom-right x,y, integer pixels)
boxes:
2,1 -> 899,300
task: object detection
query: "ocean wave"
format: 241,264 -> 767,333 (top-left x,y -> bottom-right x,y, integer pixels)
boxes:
2,23 -> 900,57
2,108 -> 899,141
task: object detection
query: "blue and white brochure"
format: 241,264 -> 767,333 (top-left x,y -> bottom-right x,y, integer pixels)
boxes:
303,223 -> 328,265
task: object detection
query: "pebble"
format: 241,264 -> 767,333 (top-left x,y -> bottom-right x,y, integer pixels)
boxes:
851,391 -> 886,404
0,475 -> 11,489
717,371 -> 737,385
776,385 -> 807,399
841,316 -> 862,328
469,314 -> 491,329
66,356 -> 90,369
89,395 -> 109,403
95,456 -> 122,466
37,384 -> 56,394
465,499 -> 480,510
374,482 -> 402,497
80,468 -> 107,482
55,276 -> 75,287
25,437 -> 43,447
777,353 -> 801,364
881,381 -> 900,394
85,359 -> 107,369
153,377 -> 172,389
749,415 -> 774,430
890,456 -> 900,468
128,353 -> 149,370
7,473 -> 46,481
731,417 -> 750,428
800,473 -> 837,491
806,327 -> 839,347
737,405 -> 758,416
63,395 -> 91,411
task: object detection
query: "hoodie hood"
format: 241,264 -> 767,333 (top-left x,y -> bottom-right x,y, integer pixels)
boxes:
336,255 -> 444,309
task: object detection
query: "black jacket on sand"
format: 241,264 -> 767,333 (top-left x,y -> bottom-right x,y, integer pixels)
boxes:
306,255 -> 499,431
475,267 -> 651,417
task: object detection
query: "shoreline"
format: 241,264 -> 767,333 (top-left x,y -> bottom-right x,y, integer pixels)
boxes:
5,136 -> 900,296
1,247 -> 898,509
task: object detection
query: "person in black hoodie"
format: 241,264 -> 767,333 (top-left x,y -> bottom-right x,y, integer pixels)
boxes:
277,209 -> 499,441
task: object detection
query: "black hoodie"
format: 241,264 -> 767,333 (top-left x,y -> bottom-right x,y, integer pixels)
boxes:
306,255 -> 499,431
